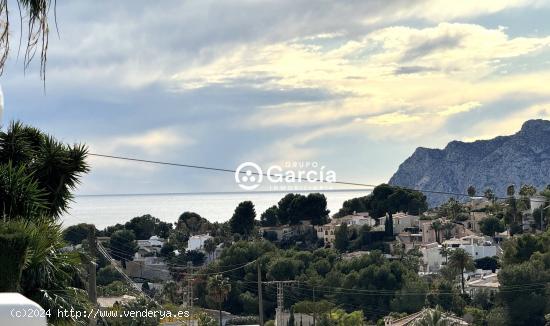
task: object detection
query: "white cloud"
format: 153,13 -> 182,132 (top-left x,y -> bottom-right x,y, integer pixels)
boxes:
438,101 -> 481,116
97,127 -> 194,155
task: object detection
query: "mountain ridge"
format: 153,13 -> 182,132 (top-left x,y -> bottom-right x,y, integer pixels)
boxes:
389,119 -> 550,206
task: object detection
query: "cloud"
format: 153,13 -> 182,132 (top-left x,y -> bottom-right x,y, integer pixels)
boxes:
438,101 -> 481,116
5,0 -> 550,196
90,127 -> 195,156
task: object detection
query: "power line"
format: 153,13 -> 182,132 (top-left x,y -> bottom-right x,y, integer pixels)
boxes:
89,152 -> 550,202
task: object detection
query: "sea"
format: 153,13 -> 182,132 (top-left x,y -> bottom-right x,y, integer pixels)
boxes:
61,190 -> 372,229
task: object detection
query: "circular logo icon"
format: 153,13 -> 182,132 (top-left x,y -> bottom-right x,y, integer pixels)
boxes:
235,162 -> 263,190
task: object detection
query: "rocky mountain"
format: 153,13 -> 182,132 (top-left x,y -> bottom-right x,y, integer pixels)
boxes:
389,119 -> 550,207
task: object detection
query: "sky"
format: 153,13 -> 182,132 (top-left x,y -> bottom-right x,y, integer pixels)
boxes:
3,0 -> 550,195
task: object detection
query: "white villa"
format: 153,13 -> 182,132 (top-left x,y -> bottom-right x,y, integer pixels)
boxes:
187,234 -> 213,251
419,235 -> 497,272
443,235 -> 497,260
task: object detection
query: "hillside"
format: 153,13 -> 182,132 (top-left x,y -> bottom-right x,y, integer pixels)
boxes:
389,119 -> 550,206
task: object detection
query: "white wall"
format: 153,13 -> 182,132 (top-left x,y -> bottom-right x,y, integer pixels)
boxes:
0,293 -> 47,326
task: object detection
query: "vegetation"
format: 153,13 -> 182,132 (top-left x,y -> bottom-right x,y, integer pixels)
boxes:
124,214 -> 172,239
207,274 -> 232,326
63,223 -> 96,245
230,201 -> 256,238
0,122 -> 91,325
336,184 -> 428,236
0,0 -> 52,79
479,216 -> 505,237
448,248 -> 475,294
109,229 -> 139,267
3,122 -> 550,326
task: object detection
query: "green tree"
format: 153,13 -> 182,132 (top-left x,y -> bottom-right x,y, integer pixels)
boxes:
519,184 -> 537,197
390,275 -> 428,314
124,214 -> 173,240
125,214 -> 157,239
475,256 -> 499,272
431,220 -> 443,244
479,216 -> 504,237
427,280 -> 465,315
63,223 -> 95,245
367,184 -> 427,236
448,248 -> 475,294
0,122 -> 89,218
334,223 -> 349,252
486,307 -> 507,326
467,186 -> 476,197
207,274 -> 231,326
97,265 -> 124,286
0,231 -> 29,291
1,220 -> 91,324
278,193 -> 304,225
288,307 -> 296,326
161,281 -> 179,304
0,123 -> 90,324
196,311 -> 218,326
109,229 -> 138,267
329,309 -> 364,326
304,193 -> 330,225
177,211 -> 211,236
439,243 -> 450,264
441,222 -> 455,241
267,257 -> 303,281
185,250 -> 206,266
413,308 -> 458,326
104,297 -> 159,326
261,205 -> 279,227
484,189 -> 496,203
229,201 -> 256,237
294,300 -> 335,325
506,184 -> 516,197
204,238 -> 217,260
499,256 -> 549,325
335,196 -> 370,218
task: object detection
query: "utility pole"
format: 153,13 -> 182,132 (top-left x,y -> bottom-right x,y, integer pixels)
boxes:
265,280 -> 297,326
312,286 -> 316,326
257,262 -> 264,326
276,282 -> 284,326
87,226 -> 97,326
186,262 -> 194,308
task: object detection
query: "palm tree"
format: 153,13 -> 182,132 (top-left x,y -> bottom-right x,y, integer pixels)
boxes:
204,238 -> 217,261
0,0 -> 52,80
0,122 -> 90,324
413,308 -> 459,326
0,121 -> 89,219
431,220 -> 443,244
1,220 -> 90,325
467,186 -> 476,197
448,248 -> 475,294
161,281 -> 179,304
507,184 -> 516,197
484,189 -> 496,204
207,274 -> 231,326
439,244 -> 450,265
442,222 -> 455,241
